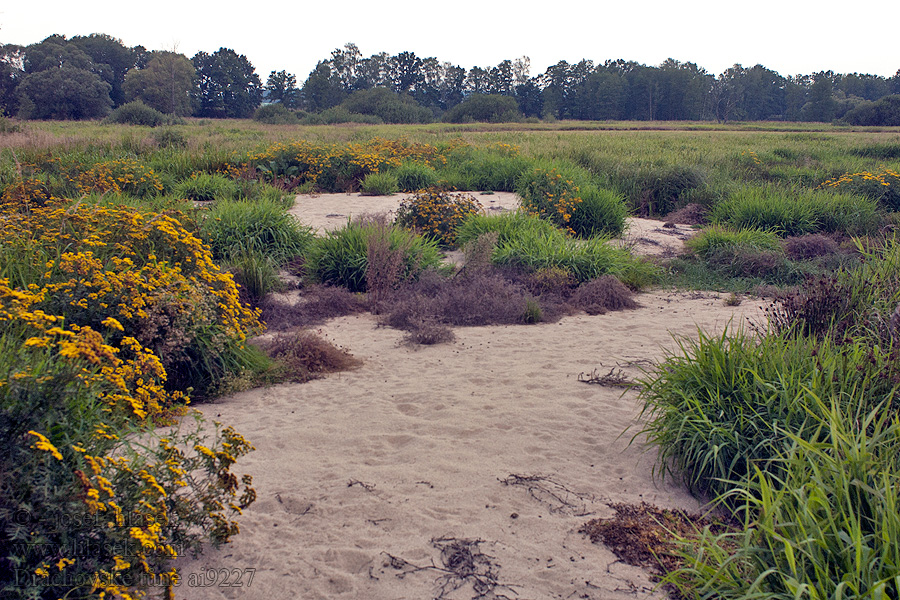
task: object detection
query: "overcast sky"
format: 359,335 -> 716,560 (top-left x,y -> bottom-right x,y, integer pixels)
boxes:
2,0 -> 897,81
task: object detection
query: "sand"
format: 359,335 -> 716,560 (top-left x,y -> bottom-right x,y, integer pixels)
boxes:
172,193 -> 762,599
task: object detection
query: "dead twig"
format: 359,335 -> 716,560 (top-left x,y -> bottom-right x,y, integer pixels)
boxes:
578,367 -> 635,388
500,474 -> 594,516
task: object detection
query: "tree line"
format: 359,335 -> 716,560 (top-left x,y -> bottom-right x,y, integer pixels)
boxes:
2,36 -> 900,124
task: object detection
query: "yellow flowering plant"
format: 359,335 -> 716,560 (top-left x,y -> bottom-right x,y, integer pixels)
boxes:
395,189 -> 484,248
0,284 -> 255,600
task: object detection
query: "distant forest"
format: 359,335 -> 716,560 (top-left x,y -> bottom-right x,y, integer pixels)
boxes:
2,35 -> 900,125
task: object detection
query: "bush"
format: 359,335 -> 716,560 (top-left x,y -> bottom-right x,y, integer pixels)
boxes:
153,127 -> 187,149
304,218 -> 443,292
0,203 -> 265,399
74,158 -> 164,199
393,161 -> 439,192
443,94 -> 522,123
253,103 -> 299,124
341,88 -> 433,124
782,233 -> 839,260
841,94 -> 900,126
395,189 -> 483,248
257,331 -> 361,383
360,171 -> 399,196
819,168 -> 900,213
104,100 -> 166,126
174,172 -> 239,202
572,275 -> 640,315
618,165 -> 707,217
258,284 -> 369,330
516,163 -> 627,237
200,198 -> 314,263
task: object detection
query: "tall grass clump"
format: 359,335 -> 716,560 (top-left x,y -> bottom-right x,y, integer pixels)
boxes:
638,328 -> 899,500
440,144 -> 532,192
174,172 -> 239,202
456,211 -> 561,247
200,198 -> 313,263
360,171 -> 399,195
304,217 -> 443,292
711,185 -> 882,236
662,401 -> 900,600
493,227 -> 660,289
393,161 -> 439,192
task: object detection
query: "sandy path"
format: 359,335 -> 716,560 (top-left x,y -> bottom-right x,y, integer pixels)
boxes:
171,194 -> 756,599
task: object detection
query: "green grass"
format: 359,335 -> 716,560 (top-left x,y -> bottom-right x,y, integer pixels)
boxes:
200,198 -> 314,263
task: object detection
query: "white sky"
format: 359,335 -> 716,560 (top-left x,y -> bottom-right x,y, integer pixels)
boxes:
2,0 -> 898,81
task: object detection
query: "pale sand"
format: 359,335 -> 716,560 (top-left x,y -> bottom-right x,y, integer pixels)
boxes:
173,194 -> 761,599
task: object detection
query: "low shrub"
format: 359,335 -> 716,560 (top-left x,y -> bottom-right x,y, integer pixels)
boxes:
0,203 -> 264,399
360,171 -> 399,196
818,167 -> 900,213
516,162 -> 626,237
572,275 -> 640,315
174,172 -> 239,202
665,203 -> 708,225
253,103 -> 299,124
74,158 -> 164,199
622,164 -> 707,217
104,100 -> 166,126
395,189 -> 483,248
153,127 -> 188,149
200,198 -> 313,263
258,331 -> 361,383
782,233 -> 839,260
305,218 -> 443,292
259,284 -> 369,330
442,94 -> 522,123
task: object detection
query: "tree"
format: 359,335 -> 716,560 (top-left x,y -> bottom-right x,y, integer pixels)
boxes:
192,48 -> 262,118
123,51 -> 195,116
391,51 -> 424,94
17,66 -> 111,119
330,43 -> 362,92
265,70 -> 299,108
801,72 -> 837,122
301,61 -> 345,111
24,35 -> 92,73
0,44 -> 24,115
70,34 -> 137,107
443,94 -> 521,123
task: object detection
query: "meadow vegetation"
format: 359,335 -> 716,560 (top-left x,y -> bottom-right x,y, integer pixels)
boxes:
0,118 -> 899,599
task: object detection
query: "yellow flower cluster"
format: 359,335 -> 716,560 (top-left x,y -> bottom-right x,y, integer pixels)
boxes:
520,168 -> 583,235
818,168 -> 900,189
741,150 -> 762,166
73,159 -> 164,198
395,189 -> 483,247
248,137 -> 466,191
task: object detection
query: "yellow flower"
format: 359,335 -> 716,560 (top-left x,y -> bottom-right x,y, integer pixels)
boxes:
101,317 -> 124,332
27,430 -> 63,460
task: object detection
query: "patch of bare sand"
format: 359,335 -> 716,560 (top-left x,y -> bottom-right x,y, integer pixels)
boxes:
174,287 -> 763,599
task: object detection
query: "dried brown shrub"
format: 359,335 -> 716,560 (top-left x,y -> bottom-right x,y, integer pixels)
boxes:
783,233 -> 840,260
572,275 -> 640,315
258,331 -> 361,383
664,203 -> 708,226
259,284 -> 368,330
